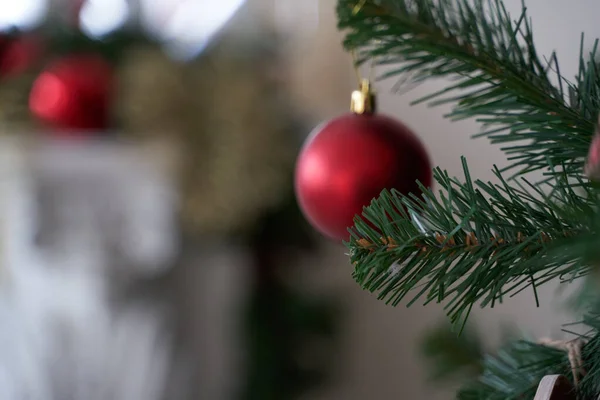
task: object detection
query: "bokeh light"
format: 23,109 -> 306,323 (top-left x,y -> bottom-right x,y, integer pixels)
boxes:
0,0 -> 48,31
140,0 -> 247,60
79,0 -> 130,38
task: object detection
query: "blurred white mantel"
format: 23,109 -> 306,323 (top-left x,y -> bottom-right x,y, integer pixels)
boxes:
29,137 -> 178,273
0,136 -> 180,400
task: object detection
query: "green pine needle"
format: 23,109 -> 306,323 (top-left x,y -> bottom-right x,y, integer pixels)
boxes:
457,340 -> 569,400
347,157 -> 594,325
422,300 -> 600,400
337,0 -> 598,178
336,0 -> 600,398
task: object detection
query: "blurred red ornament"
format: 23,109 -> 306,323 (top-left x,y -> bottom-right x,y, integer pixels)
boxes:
585,115 -> 600,181
295,81 -> 432,241
29,54 -> 113,133
0,35 -> 42,79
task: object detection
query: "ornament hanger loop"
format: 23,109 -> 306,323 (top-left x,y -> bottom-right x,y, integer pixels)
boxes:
351,49 -> 376,86
350,49 -> 377,114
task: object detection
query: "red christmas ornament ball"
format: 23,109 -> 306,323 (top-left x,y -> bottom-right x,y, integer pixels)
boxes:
295,113 -> 432,241
29,54 -> 113,133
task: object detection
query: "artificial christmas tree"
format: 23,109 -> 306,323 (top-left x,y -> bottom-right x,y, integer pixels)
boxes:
325,0 -> 600,398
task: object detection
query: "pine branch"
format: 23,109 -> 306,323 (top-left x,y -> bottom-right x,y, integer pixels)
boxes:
457,340 -> 570,400
577,299 -> 600,399
348,158 -> 594,326
421,325 -> 568,400
337,0 -> 598,178
421,298 -> 600,400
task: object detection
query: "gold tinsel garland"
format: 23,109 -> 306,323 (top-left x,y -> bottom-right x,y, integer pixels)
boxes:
0,72 -> 38,133
117,44 -> 297,236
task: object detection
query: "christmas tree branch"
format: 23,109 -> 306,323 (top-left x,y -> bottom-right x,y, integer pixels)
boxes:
348,158 -> 594,325
337,0 -> 597,178
422,300 -> 600,400
458,339 -> 570,400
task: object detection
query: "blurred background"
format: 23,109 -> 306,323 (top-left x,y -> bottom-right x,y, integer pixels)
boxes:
0,0 -> 597,399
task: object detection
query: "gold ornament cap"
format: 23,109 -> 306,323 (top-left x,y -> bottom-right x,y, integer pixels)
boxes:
351,79 -> 376,114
